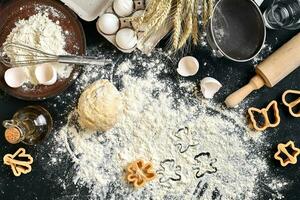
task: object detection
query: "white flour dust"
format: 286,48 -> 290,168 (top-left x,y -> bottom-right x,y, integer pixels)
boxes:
46,48 -> 287,199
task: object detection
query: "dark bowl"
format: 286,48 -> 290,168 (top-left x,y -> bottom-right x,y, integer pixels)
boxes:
0,0 -> 86,100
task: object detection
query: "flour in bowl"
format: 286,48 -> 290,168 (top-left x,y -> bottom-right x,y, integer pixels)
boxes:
4,12 -> 72,85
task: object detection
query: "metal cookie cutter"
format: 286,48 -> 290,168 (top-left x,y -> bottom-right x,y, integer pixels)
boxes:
282,90 -> 300,118
248,100 -> 280,131
3,148 -> 33,176
274,141 -> 300,167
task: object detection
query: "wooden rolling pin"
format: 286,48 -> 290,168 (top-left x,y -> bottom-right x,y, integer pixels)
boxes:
225,32 -> 300,108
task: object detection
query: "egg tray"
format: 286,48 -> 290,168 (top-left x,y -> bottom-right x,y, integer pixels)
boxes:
96,0 -> 170,54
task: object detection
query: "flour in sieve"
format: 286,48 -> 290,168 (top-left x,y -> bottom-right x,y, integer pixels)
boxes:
43,47 -> 287,200
4,12 -> 72,85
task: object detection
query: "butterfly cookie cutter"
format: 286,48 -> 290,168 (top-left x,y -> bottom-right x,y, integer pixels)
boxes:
274,141 -> 300,167
3,148 -> 33,176
126,159 -> 155,188
248,100 -> 280,131
282,90 -> 300,118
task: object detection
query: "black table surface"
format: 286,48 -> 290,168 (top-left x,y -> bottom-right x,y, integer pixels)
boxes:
0,0 -> 299,199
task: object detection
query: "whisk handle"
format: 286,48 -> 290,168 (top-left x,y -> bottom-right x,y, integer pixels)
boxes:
57,55 -> 110,66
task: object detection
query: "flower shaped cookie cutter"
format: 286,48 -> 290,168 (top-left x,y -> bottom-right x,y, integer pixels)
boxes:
3,148 -> 33,176
126,159 -> 155,188
274,141 -> 300,167
248,100 -> 280,131
282,90 -> 300,118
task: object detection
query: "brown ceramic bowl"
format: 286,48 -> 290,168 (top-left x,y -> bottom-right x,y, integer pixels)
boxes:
0,0 -> 86,100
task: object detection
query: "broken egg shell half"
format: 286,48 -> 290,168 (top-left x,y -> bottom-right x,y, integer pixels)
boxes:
34,64 -> 57,86
177,56 -> 199,77
4,67 -> 28,88
200,77 -> 222,99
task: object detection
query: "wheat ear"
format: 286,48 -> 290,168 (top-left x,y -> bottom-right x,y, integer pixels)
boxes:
177,11 -> 193,49
172,0 -> 184,49
141,0 -> 172,42
136,0 -> 159,28
208,0 -> 214,18
192,0 -> 199,45
202,0 -> 208,28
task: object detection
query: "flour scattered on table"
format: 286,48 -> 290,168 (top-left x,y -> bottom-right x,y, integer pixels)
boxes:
46,48 -> 287,199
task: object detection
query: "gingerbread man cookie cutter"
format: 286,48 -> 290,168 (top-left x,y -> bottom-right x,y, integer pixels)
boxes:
282,90 -> 300,118
274,141 -> 300,167
126,159 -> 155,188
248,100 -> 280,131
3,148 -> 33,176
157,159 -> 182,188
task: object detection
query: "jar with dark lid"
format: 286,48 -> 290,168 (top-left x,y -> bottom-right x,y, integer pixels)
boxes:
3,106 -> 53,145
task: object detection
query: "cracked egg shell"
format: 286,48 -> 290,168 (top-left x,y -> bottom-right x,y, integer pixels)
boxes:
200,77 -> 222,99
4,67 -> 28,88
177,56 -> 199,77
35,64 -> 57,86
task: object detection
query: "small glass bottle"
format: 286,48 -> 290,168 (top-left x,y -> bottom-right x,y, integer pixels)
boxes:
3,105 -> 53,145
263,0 -> 300,30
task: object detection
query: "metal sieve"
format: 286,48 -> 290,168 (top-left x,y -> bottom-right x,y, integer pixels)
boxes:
206,0 -> 266,62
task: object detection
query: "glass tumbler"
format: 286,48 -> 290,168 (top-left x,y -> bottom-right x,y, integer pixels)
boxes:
263,0 -> 300,30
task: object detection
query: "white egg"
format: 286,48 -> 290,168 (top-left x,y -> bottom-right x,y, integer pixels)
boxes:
113,0 -> 134,17
200,77 -> 222,99
97,13 -> 120,35
115,28 -> 137,50
4,67 -> 28,88
35,64 -> 57,86
177,56 -> 199,77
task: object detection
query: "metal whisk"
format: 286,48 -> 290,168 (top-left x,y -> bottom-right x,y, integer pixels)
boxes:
0,43 -> 110,67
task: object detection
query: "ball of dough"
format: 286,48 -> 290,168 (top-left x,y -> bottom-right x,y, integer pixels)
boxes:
77,79 -> 123,132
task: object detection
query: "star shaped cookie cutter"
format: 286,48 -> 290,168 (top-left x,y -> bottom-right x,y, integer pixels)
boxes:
274,141 -> 300,167
126,159 -> 155,188
282,90 -> 300,118
3,148 -> 33,176
248,100 -> 280,131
